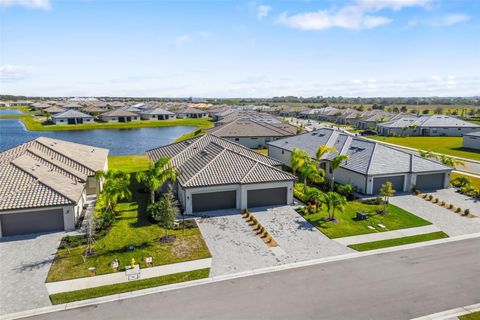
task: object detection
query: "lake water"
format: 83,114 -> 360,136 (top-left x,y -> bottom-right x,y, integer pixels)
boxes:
0,119 -> 194,155
0,109 -> 23,115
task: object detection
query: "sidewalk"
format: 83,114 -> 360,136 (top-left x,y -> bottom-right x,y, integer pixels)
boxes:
334,225 -> 441,246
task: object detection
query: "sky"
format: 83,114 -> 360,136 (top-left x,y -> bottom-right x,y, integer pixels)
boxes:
0,0 -> 479,98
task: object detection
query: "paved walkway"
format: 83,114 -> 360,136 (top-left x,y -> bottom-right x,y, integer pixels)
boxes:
390,195 -> 480,237
333,225 -> 441,245
0,232 -> 64,315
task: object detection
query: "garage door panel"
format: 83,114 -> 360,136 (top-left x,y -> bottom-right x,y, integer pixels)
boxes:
1,209 -> 64,237
373,176 -> 405,194
416,173 -> 444,190
192,191 -> 236,212
247,187 -> 287,208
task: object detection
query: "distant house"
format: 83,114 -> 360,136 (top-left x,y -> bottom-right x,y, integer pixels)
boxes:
0,137 -> 109,237
81,106 -> 106,115
208,119 -> 295,149
268,128 -> 453,195
100,109 -> 140,122
44,106 -> 66,115
377,115 -> 480,136
140,108 -> 176,120
63,103 -> 83,110
52,110 -> 94,125
146,134 -> 296,214
176,107 -> 209,118
463,131 -> 480,150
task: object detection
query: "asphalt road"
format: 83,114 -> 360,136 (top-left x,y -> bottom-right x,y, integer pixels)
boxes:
27,238 -> 480,320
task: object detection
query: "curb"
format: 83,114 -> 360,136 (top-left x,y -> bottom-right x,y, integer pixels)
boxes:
411,303 -> 480,320
2,232 -> 480,320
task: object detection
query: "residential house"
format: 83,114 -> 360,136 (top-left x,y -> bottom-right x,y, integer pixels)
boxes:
208,119 -> 295,149
377,115 -> 480,136
462,131 -> 480,150
44,106 -> 66,115
63,103 -> 83,110
0,137 -> 109,237
81,106 -> 106,115
100,109 -> 140,122
52,110 -> 94,125
140,108 -> 176,120
175,106 -> 209,118
268,128 -> 452,195
146,134 -> 296,214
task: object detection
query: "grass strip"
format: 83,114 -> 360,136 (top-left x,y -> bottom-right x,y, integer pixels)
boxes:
459,311 -> 480,320
348,231 -> 449,251
50,268 -> 210,304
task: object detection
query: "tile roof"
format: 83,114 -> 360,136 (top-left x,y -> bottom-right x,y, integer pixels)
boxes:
268,128 -> 452,176
44,106 -> 66,114
52,110 -> 93,119
139,107 -> 175,115
379,115 -> 480,129
146,134 -> 295,188
0,137 -> 109,211
176,106 -> 208,114
464,131 -> 480,137
101,109 -> 138,117
208,119 -> 295,138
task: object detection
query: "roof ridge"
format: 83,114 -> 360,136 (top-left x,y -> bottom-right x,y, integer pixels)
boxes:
26,148 -> 86,181
34,138 -> 96,173
365,142 -> 377,174
240,162 -> 259,184
182,148 -> 227,186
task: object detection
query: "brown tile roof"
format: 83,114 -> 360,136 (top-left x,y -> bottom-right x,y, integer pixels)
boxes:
146,134 -> 295,188
208,119 -> 295,138
101,109 -> 138,117
0,138 -> 109,211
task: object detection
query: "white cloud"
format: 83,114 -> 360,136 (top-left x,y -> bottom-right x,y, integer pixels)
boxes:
277,0 -> 431,31
175,34 -> 191,46
0,0 -> 50,9
0,64 -> 34,81
440,13 -> 470,26
257,5 -> 271,20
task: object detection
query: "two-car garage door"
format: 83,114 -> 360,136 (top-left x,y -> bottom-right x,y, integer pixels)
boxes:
0,208 -> 64,237
416,173 -> 445,190
247,187 -> 287,208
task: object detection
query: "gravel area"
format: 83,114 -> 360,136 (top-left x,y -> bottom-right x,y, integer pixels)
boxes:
197,206 -> 352,276
390,195 -> 480,237
429,188 -> 480,216
0,232 -> 64,315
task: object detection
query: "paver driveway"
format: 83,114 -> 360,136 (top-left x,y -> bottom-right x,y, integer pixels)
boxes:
0,232 -> 64,315
196,206 -> 352,277
429,188 -> 480,216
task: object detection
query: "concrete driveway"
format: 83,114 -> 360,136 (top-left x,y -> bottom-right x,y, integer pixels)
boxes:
196,206 -> 351,277
0,232 -> 64,315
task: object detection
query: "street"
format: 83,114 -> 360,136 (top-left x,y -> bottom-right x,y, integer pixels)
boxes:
26,238 -> 480,320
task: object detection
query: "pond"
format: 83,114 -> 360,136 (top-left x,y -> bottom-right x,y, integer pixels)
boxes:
0,109 -> 24,115
0,119 -> 194,155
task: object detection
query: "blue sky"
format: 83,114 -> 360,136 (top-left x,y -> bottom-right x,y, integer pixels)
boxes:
0,0 -> 479,97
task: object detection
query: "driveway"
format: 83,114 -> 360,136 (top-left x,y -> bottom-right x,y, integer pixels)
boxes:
0,232 -> 64,315
429,188 -> 480,216
390,195 -> 480,237
196,206 -> 351,277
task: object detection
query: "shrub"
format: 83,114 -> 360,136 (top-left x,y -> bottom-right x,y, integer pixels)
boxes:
441,201 -> 445,206
336,184 -> 353,199
411,186 -> 421,195
433,198 -> 438,203
448,204 -> 454,209
422,194 -> 428,199
456,207 -> 462,213
428,195 -> 433,201
464,209 -> 470,215
374,196 -> 382,205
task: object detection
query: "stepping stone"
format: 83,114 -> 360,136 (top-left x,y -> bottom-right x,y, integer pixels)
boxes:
378,224 -> 387,229
367,226 -> 376,230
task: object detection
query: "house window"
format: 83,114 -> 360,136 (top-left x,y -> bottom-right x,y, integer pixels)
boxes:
281,150 -> 284,154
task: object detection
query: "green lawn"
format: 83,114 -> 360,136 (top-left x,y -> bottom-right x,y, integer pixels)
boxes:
303,200 -> 431,239
348,232 -> 448,251
108,155 -> 151,173
452,172 -> 480,189
460,311 -> 480,320
50,268 -> 210,304
47,178 -> 211,282
367,136 -> 480,161
254,148 -> 268,156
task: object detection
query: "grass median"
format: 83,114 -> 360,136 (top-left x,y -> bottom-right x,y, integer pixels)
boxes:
348,232 -> 449,251
49,268 -> 210,304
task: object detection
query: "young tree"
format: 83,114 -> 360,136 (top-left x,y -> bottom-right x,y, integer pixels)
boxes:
299,158 -> 324,193
321,192 -> 347,221
136,157 -> 177,204
147,188 -> 179,237
95,170 -> 132,212
329,154 -> 350,190
290,148 -> 309,175
379,181 -> 395,213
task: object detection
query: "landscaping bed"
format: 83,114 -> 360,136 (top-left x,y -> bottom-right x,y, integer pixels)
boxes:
348,232 -> 448,251
47,178 -> 211,282
49,268 -> 210,304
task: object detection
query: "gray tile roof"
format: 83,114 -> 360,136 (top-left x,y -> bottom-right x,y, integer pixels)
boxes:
140,107 -> 175,115
101,109 -> 138,117
268,128 -> 452,176
0,137 -> 109,211
146,134 -> 295,188
379,115 -> 480,129
44,106 -> 66,114
464,131 -> 480,137
52,109 -> 93,119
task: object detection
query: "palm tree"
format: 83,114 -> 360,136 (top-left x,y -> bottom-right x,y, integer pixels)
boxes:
418,149 -> 437,160
136,157 -> 177,204
290,148 -> 309,175
454,176 -> 471,188
321,192 -> 347,221
315,145 -> 337,162
329,154 -> 350,190
306,188 -> 323,206
95,170 -> 132,212
439,154 -> 466,168
299,158 -> 324,193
